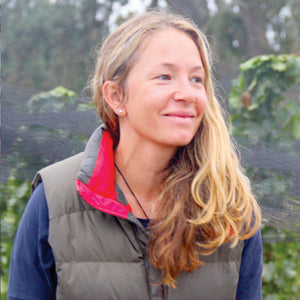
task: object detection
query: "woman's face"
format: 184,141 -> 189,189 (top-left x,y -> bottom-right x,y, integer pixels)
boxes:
120,28 -> 207,151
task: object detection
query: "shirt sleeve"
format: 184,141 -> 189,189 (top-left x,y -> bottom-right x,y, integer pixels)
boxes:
8,182 -> 57,300
236,229 -> 263,300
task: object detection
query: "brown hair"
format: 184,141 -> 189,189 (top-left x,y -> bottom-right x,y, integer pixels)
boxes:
91,10 -> 261,287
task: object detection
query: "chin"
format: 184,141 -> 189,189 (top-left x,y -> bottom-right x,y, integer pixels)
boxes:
175,140 -> 193,147
167,136 -> 194,147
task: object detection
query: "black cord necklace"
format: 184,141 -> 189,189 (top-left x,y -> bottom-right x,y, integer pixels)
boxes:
114,163 -> 150,220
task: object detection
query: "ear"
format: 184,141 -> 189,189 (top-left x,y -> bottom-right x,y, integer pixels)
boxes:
102,81 -> 126,116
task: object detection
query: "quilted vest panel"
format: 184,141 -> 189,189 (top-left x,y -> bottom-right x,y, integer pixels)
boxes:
34,153 -> 243,300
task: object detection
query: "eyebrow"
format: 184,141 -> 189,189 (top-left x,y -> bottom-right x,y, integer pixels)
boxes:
157,62 -> 204,72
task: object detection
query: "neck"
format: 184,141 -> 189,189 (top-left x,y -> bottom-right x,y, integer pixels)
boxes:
114,140 -> 176,218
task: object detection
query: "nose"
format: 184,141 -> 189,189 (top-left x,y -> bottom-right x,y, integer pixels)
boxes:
172,78 -> 196,103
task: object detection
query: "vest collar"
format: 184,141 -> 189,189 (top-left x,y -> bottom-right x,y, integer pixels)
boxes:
75,126 -> 132,219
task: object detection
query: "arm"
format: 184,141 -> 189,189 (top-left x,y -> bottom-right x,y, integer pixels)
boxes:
236,229 -> 263,300
8,183 -> 57,300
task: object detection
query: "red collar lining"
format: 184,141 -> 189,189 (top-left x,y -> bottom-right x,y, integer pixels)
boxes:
75,179 -> 129,219
75,130 -> 130,219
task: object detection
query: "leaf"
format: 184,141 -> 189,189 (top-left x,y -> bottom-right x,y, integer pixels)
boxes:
272,61 -> 288,72
246,76 -> 257,92
228,75 -> 245,108
291,113 -> 300,139
246,102 -> 259,111
15,182 -> 31,199
263,261 -> 276,282
240,55 -> 272,70
50,86 -> 78,99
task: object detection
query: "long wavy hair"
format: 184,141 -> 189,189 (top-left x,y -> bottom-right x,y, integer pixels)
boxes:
92,10 -> 261,287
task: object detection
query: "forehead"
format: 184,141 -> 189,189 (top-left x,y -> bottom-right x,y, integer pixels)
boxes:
146,28 -> 198,51
135,28 -> 202,64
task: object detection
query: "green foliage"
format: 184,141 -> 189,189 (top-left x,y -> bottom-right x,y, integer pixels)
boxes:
229,55 -> 300,216
4,0 -> 300,94
262,226 -> 300,300
206,10 -> 247,59
229,54 -> 300,299
229,54 -> 300,144
27,86 -> 78,113
1,85 -> 97,299
2,0 -> 109,92
6,86 -> 94,180
0,177 -> 32,299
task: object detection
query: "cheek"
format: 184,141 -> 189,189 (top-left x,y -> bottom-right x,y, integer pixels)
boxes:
196,93 -> 208,115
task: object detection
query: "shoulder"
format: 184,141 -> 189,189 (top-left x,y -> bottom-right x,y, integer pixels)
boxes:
33,153 -> 84,190
20,182 -> 49,224
32,153 -> 85,218
243,229 -> 262,253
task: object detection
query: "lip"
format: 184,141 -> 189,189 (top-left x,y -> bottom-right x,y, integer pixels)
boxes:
163,111 -> 195,118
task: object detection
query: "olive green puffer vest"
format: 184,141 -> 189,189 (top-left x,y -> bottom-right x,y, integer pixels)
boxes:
33,128 -> 243,300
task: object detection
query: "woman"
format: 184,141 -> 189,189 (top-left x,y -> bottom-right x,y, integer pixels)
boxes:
8,10 -> 262,300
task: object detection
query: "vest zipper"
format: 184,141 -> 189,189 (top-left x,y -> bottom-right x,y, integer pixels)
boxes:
161,284 -> 168,300
131,222 -> 152,298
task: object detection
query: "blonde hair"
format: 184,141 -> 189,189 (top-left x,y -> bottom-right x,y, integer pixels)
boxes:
92,10 -> 261,287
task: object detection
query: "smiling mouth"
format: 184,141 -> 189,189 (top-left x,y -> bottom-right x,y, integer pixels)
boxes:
163,114 -> 196,124
164,113 -> 194,118
167,115 -> 193,118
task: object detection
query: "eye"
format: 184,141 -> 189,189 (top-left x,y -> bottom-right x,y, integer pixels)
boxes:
157,74 -> 171,80
191,76 -> 203,83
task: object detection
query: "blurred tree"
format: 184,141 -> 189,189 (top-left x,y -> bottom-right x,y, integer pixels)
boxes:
164,0 -> 209,28
229,54 -> 300,144
228,53 -> 300,299
229,54 -> 300,230
2,0 -> 114,92
0,84 -> 100,298
165,0 -> 300,91
3,0 -> 300,94
4,85 -> 99,180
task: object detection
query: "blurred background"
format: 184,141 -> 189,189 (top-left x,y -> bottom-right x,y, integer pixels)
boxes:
1,0 -> 300,299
